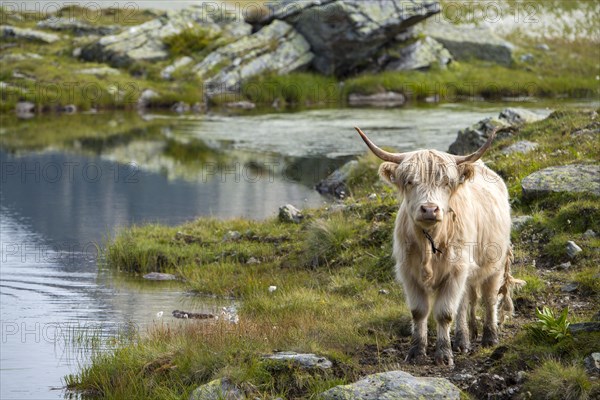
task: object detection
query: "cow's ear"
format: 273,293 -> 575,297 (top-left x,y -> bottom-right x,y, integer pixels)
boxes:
459,163 -> 475,183
378,162 -> 398,186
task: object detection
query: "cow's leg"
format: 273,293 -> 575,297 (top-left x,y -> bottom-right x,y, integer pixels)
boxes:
481,273 -> 502,347
403,276 -> 430,363
468,286 -> 479,341
433,272 -> 467,366
453,286 -> 471,353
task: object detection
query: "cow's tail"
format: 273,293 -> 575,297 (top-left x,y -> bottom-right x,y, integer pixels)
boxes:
498,245 -> 526,323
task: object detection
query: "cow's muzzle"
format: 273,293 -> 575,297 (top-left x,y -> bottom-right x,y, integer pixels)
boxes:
418,203 -> 441,223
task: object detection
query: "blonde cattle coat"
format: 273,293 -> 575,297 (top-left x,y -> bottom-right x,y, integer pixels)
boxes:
356,128 -> 522,367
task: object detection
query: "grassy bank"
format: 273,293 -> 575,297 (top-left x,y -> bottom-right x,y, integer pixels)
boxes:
66,108 -> 600,399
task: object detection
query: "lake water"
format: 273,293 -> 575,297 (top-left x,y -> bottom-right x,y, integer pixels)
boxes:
0,103 -> 556,399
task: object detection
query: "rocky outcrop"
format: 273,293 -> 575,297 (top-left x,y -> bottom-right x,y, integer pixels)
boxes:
1,25 -> 60,43
260,0 -> 440,76
383,36 -> 452,71
37,17 -> 118,36
521,164 -> 600,199
448,108 -> 549,155
319,370 -> 461,400
194,20 -> 313,93
419,20 -> 514,66
263,352 -> 333,369
189,378 -> 242,400
80,8 -> 252,67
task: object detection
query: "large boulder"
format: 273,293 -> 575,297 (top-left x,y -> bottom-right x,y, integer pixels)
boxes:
521,164 -> 600,199
80,8 -> 252,67
383,36 -> 452,71
448,108 -> 549,155
194,20 -> 313,93
259,0 -> 440,76
319,370 -> 461,400
419,20 -> 514,66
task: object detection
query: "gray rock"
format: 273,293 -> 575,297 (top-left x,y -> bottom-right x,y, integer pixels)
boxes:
384,37 -> 452,71
62,104 -> 77,114
15,101 -> 35,119
584,353 -> 600,376
160,56 -> 194,80
246,257 -> 260,265
171,102 -> 190,113
511,215 -> 533,231
419,20 -> 514,66
561,282 -> 579,293
137,89 -> 160,108
278,204 -> 303,224
1,25 -> 60,43
263,351 -> 332,369
569,322 -> 600,334
566,241 -> 583,258
77,67 -> 121,76
37,17 -> 119,36
448,108 -> 549,155
502,140 -> 539,155
520,53 -> 534,63
223,230 -> 242,241
261,0 -> 440,76
0,52 -> 42,61
143,272 -> 177,281
225,101 -> 256,110
348,92 -> 406,108
320,370 -> 460,400
536,43 -> 550,51
521,165 -> 600,199
556,261 -> 572,270
316,160 -> 358,199
189,378 -> 243,400
583,229 -> 597,239
80,8 -> 251,67
194,20 -> 313,94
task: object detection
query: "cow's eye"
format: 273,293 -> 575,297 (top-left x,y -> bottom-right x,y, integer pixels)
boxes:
405,180 -> 412,186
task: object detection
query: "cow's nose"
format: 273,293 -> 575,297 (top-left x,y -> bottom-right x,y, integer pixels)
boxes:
420,203 -> 440,219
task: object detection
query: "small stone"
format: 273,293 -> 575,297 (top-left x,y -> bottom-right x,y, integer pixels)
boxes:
247,257 -> 260,265
278,204 -> 303,224
171,102 -> 190,114
512,215 -> 533,231
584,353 -> 600,376
536,43 -> 550,51
62,104 -> 77,114
561,283 -> 578,293
368,193 -> 378,200
268,285 -> 277,293
583,229 -> 597,239
225,101 -> 256,110
189,378 -> 242,400
137,89 -> 159,108
452,373 -> 474,381
378,289 -> 390,295
263,352 -> 332,369
143,272 -> 177,281
520,53 -> 534,62
223,231 -> 241,242
556,261 -> 572,270
516,371 -> 527,383
566,241 -> 583,258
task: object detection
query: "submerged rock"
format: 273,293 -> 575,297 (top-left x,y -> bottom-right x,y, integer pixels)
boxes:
263,352 -> 333,369
194,20 -> 313,94
189,378 -> 242,400
143,272 -> 177,281
419,20 -> 514,66
348,92 -> 406,108
1,25 -> 60,43
521,165 -> 600,199
260,0 -> 440,76
320,370 -> 460,400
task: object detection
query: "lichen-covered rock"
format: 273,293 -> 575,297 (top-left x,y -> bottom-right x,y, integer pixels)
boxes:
160,56 -> 194,79
189,378 -> 243,400
521,164 -> 600,199
419,20 -> 514,66
263,352 -> 333,369
448,108 -> 549,155
1,25 -> 60,43
194,20 -> 313,93
260,0 -> 440,76
80,8 -> 251,67
37,17 -> 118,36
383,37 -> 452,71
501,140 -> 539,155
278,204 -> 303,223
319,370 -> 460,400
348,92 -> 406,108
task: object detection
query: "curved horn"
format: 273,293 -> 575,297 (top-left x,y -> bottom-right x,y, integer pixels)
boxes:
355,127 -> 405,164
454,127 -> 499,165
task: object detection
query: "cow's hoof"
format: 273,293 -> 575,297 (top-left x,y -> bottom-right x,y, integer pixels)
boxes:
405,346 -> 427,364
434,348 -> 454,366
482,327 -> 499,347
452,336 -> 470,353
